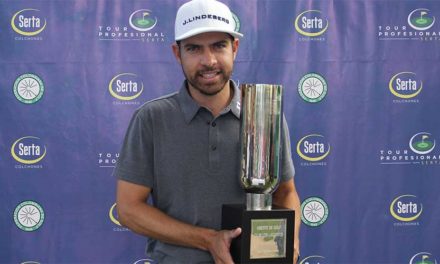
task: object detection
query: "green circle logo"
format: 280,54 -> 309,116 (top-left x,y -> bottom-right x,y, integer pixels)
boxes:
129,9 -> 157,31
409,132 -> 435,155
301,197 -> 329,227
13,73 -> 44,104
232,12 -> 241,32
408,9 -> 436,31
298,73 -> 327,103
14,201 -> 45,231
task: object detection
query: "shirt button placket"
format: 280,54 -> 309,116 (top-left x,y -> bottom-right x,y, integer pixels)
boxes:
208,119 -> 219,171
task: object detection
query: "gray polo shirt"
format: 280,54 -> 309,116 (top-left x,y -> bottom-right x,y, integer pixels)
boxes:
114,81 -> 295,264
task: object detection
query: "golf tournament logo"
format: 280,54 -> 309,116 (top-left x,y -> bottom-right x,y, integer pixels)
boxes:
11,8 -> 46,40
109,73 -> 143,105
389,72 -> 423,103
98,9 -> 166,42
408,9 -> 436,31
380,132 -> 439,166
390,194 -> 423,226
410,132 -> 435,155
11,136 -> 46,169
378,8 -> 439,41
109,203 -> 129,231
296,134 -> 330,166
409,252 -> 438,264
133,259 -> 155,264
13,74 -> 44,104
231,12 -> 241,32
301,197 -> 329,227
299,255 -> 325,264
294,10 -> 328,41
14,201 -> 45,232
298,73 -> 327,103
129,9 -> 157,31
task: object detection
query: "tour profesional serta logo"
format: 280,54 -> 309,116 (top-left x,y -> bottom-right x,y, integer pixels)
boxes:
299,255 -> 325,264
109,73 -> 144,105
298,73 -> 328,103
390,194 -> 423,226
294,10 -> 329,41
296,134 -> 330,166
301,197 -> 329,227
98,9 -> 166,42
379,132 -> 439,166
13,73 -> 44,104
11,8 -> 47,41
11,136 -> 46,169
409,252 -> 438,264
388,71 -> 423,103
14,201 -> 45,232
378,8 -> 438,42
109,203 -> 128,231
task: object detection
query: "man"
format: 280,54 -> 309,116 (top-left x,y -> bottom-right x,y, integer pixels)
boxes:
114,0 -> 300,263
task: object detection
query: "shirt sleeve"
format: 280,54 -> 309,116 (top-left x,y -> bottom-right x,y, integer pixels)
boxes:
280,114 -> 295,182
113,108 -> 154,188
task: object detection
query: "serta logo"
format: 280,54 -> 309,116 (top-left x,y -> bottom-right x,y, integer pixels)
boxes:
390,195 -> 423,222
11,136 -> 46,164
295,10 -> 329,37
109,203 -> 122,226
299,255 -> 325,264
389,72 -> 423,99
409,132 -> 435,155
296,134 -> 330,161
408,8 -> 436,31
129,9 -> 157,31
109,73 -> 144,101
11,9 -> 47,36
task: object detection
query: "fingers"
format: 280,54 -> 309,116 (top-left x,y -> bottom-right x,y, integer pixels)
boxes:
228,227 -> 242,239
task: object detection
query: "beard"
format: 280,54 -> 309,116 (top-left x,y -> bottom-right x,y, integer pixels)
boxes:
183,65 -> 232,96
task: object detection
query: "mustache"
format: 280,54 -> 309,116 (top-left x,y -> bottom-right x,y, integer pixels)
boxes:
197,66 -> 221,74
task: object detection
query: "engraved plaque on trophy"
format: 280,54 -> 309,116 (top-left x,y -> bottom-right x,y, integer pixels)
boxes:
222,84 -> 294,264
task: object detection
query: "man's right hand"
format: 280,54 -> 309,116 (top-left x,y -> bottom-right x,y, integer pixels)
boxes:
207,227 -> 242,264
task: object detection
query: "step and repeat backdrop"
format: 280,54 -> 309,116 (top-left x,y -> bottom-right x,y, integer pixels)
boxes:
1,0 -> 439,263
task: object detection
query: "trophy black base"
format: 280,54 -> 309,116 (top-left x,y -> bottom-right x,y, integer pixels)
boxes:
221,204 -> 294,264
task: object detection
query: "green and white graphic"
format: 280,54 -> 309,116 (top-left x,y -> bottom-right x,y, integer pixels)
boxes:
409,252 -> 437,264
301,197 -> 329,227
129,9 -> 157,31
14,201 -> 45,231
298,73 -> 327,103
408,9 -> 435,31
250,219 -> 286,259
13,74 -> 44,104
409,132 -> 435,155
231,12 -> 241,32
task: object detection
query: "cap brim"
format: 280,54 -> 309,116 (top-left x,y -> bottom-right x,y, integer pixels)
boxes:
175,27 -> 243,41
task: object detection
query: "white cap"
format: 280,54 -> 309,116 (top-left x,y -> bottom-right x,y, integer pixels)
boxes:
175,0 -> 243,41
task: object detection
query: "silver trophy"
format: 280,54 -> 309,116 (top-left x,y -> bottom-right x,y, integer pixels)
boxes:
240,84 -> 282,211
222,84 -> 294,263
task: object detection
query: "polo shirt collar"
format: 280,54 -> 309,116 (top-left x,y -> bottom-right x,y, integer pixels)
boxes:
178,80 -> 241,123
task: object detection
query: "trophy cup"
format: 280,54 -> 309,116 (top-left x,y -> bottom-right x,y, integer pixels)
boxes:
222,84 -> 294,264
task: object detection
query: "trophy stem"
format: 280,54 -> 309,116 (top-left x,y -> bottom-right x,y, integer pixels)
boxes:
246,193 -> 272,210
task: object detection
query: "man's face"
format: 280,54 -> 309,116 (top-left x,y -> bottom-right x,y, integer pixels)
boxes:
173,32 -> 239,96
